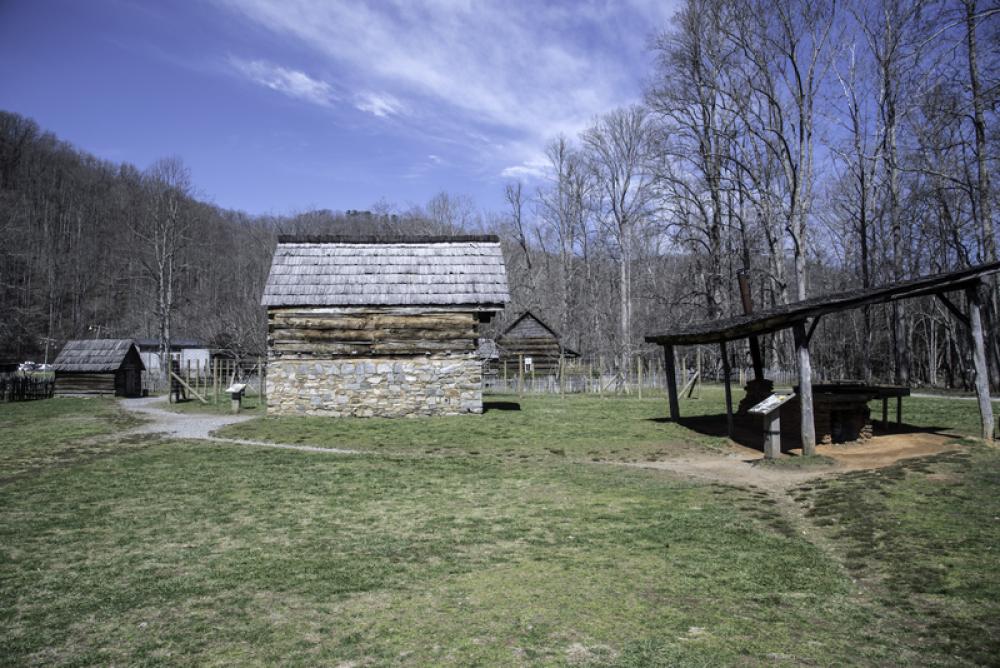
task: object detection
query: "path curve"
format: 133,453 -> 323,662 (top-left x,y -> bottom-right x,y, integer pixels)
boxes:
120,397 -> 362,456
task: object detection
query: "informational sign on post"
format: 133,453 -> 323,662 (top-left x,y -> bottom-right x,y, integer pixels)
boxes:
748,393 -> 796,459
748,392 -> 795,415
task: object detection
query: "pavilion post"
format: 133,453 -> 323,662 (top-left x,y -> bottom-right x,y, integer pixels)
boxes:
720,341 -> 734,438
792,321 -> 816,456
966,282 -> 994,442
663,344 -> 680,421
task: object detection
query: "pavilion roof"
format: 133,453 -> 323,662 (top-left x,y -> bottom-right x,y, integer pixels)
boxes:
645,261 -> 1000,346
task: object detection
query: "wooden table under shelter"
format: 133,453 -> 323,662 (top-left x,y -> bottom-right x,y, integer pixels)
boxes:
644,262 -> 1000,457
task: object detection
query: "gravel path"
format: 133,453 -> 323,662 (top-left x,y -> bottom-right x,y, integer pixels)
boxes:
120,397 -> 362,456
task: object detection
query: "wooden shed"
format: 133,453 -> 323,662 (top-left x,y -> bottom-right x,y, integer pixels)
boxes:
53,339 -> 145,397
495,311 -> 579,375
261,235 -> 510,417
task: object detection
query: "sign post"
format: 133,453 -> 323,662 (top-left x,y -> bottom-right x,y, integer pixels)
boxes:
748,393 -> 796,459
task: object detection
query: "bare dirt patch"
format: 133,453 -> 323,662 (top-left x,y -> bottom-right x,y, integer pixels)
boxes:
629,431 -> 962,493
815,432 -> 962,470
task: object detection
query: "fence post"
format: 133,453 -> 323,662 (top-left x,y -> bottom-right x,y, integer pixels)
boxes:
518,354 -> 524,399
637,357 -> 643,400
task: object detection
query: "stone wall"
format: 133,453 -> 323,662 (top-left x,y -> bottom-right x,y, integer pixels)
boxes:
266,354 -> 483,417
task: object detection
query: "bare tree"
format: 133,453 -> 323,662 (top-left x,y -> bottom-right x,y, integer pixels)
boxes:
582,106 -> 657,377
134,157 -> 194,383
536,136 -> 591,342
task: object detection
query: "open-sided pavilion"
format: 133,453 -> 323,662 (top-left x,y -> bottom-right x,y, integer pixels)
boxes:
645,261 -> 1000,455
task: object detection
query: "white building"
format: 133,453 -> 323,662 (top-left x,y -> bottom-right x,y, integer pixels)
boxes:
135,338 -> 211,376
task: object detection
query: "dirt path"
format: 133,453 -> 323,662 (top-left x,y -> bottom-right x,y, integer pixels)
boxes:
628,432 -> 963,494
120,397 -> 363,456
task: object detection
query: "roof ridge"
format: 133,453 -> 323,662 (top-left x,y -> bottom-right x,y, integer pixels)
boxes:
277,234 -> 500,244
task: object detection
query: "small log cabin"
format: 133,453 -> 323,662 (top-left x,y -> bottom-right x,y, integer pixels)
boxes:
495,311 -> 579,375
53,339 -> 145,397
261,235 -> 510,417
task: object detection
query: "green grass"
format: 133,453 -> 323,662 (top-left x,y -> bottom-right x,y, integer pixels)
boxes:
0,438 -> 932,666
791,445 -> 1000,665
211,388 -> 1000,462
2,393 -> 999,665
0,398 -> 144,479
154,393 -> 265,415
214,391 -> 730,462
878,395 -> 1000,436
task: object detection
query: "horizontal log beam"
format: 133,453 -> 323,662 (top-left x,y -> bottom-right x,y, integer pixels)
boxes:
273,339 -> 475,355
269,327 -> 477,342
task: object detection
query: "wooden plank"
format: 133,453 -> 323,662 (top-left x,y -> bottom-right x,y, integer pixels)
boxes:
678,371 -> 700,398
275,339 -> 478,354
720,342 -> 733,438
664,345 -> 679,420
966,283 -> 994,442
792,322 -> 816,456
270,327 -> 476,342
169,371 -> 208,404
270,313 -> 476,330
372,340 -> 474,353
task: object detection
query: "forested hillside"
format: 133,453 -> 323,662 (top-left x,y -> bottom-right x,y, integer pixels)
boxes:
1,0 -> 997,389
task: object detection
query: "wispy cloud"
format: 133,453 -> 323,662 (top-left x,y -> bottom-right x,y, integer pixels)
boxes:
218,0 -> 681,178
229,57 -> 337,108
500,156 -> 549,181
354,91 -> 405,118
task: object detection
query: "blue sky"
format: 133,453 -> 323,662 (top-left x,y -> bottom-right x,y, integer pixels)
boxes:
0,0 -> 680,215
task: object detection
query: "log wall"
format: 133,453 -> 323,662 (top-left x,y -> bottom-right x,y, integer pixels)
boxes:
55,373 -> 116,396
267,308 -> 478,358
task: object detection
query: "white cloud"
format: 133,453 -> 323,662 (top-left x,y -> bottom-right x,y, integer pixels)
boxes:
354,91 -> 405,118
500,156 -> 549,181
218,0 -> 682,176
229,57 -> 336,108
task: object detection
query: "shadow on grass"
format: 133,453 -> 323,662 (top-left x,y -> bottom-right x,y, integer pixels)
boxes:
483,401 -> 521,412
648,413 -> 956,455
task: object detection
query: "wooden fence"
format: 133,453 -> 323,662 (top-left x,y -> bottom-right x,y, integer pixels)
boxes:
152,358 -> 266,405
0,373 -> 55,402
483,356 -> 829,397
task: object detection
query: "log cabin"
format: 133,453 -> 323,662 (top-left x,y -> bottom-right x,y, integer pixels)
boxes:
495,311 -> 579,376
53,339 -> 145,397
261,235 -> 510,417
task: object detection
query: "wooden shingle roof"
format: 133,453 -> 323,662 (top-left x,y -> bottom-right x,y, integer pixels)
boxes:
261,236 -> 510,308
53,339 -> 143,373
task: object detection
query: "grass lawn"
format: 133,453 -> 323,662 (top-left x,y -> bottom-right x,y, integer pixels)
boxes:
0,398 -> 144,479
155,393 -> 266,415
211,386 -> 1000,461
213,391 -> 730,462
1,394 -> 999,665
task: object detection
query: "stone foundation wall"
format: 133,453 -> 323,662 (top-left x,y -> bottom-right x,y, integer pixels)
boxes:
266,355 -> 483,417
